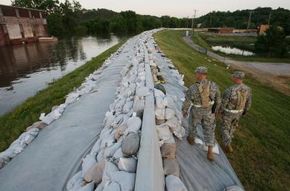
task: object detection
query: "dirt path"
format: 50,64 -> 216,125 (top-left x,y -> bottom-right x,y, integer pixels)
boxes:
183,36 -> 290,95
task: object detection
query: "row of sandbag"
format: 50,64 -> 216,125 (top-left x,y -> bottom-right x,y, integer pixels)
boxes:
146,38 -> 188,191
0,41 -> 127,170
66,33 -> 153,191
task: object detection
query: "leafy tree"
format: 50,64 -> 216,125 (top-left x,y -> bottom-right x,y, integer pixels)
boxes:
255,26 -> 288,57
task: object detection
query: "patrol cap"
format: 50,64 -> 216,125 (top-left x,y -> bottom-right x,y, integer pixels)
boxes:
195,66 -> 208,74
232,71 -> 245,79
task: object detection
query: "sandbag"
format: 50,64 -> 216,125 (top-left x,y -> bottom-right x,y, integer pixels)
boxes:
113,147 -> 124,160
123,100 -> 134,114
102,161 -> 119,183
125,114 -> 141,135
165,175 -> 187,191
100,134 -> 115,149
103,181 -> 121,191
104,111 -> 114,128
103,140 -> 122,159
164,96 -> 176,108
155,108 -> 165,120
132,96 -> 145,117
161,143 -> 176,159
66,171 -> 83,191
154,84 -> 166,95
118,157 -> 137,173
65,92 -> 80,105
78,182 -> 94,191
156,124 -> 172,141
84,160 -> 106,184
155,97 -> 166,110
154,88 -> 165,98
165,108 -> 176,120
26,121 -> 47,131
224,185 -> 244,191
121,133 -> 140,157
82,154 -> 97,178
166,117 -> 185,140
111,171 -> 136,191
90,139 -> 101,156
136,86 -> 150,97
163,159 -> 180,177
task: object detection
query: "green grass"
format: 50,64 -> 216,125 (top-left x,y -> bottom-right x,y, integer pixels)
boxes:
199,32 -> 256,51
0,40 -> 125,152
154,30 -> 290,191
196,32 -> 290,63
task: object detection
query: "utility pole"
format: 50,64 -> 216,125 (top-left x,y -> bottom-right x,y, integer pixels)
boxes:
191,9 -> 197,32
209,12 -> 212,27
268,11 -> 272,25
247,11 -> 253,29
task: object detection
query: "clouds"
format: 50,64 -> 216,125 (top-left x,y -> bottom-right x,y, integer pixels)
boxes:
1,0 -> 290,18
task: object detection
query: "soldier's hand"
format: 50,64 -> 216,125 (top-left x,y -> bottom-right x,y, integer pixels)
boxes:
182,110 -> 188,118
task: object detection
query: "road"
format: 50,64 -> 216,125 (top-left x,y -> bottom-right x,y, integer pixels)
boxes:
183,36 -> 290,95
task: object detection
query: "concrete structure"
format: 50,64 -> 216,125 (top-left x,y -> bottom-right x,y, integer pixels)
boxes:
0,4 -> 48,46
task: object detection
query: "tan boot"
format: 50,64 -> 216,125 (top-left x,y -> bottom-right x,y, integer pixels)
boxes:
187,136 -> 195,145
207,146 -> 215,161
225,144 -> 234,153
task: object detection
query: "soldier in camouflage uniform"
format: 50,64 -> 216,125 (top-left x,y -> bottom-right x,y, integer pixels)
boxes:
221,71 -> 252,153
182,66 -> 221,161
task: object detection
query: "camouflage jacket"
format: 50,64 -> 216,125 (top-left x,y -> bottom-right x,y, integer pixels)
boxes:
182,79 -> 221,113
221,83 -> 252,112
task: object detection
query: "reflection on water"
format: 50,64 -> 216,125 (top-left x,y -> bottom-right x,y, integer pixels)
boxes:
0,35 -> 120,115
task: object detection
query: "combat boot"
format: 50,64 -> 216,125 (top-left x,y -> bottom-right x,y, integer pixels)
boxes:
225,144 -> 234,153
187,136 -> 195,145
207,146 -> 215,161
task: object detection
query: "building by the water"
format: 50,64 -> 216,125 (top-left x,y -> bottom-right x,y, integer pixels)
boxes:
0,4 -> 48,46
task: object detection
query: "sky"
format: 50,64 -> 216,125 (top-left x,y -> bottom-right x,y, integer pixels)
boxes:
1,0 -> 290,18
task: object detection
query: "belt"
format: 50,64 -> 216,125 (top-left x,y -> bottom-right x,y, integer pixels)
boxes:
224,108 -> 243,114
193,101 -> 215,108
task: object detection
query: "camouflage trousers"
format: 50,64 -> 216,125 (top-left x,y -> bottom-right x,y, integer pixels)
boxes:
188,107 -> 216,146
221,111 -> 242,146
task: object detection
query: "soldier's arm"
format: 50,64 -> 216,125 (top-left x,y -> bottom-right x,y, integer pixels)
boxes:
212,83 -> 221,114
221,88 -> 231,112
243,88 -> 252,115
182,87 -> 192,115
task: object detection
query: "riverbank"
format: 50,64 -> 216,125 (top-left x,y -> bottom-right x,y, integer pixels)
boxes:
154,30 -> 290,190
0,40 -> 125,152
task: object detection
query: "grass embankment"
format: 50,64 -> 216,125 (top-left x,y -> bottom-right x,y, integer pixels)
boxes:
195,32 -> 290,63
154,30 -> 290,191
0,40 -> 125,152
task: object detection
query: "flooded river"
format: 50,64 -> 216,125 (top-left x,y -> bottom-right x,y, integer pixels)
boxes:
0,35 -> 120,115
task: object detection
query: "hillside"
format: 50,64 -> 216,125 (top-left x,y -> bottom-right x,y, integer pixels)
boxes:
196,7 -> 290,35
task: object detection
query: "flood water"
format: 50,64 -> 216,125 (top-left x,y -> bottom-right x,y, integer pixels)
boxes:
212,46 -> 255,56
0,35 -> 120,115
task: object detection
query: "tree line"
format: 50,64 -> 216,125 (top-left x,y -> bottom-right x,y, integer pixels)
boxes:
12,0 -> 191,37
196,7 -> 290,35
